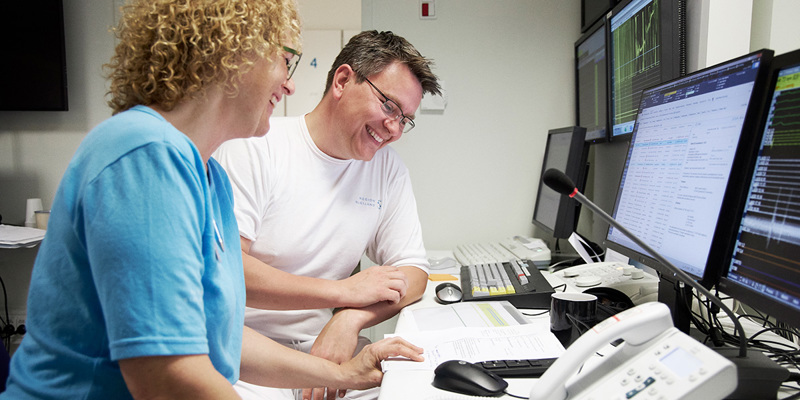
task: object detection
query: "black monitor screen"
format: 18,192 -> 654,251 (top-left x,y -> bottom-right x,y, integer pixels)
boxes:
605,50 -> 772,283
582,0 -> 615,32
608,0 -> 685,139
533,127 -> 589,239
719,50 -> 800,327
576,20 -> 608,143
0,0 -> 68,111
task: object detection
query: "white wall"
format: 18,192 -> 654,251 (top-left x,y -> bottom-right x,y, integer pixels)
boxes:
751,0 -> 800,56
688,0 -> 753,71
297,0 -> 361,30
363,0 -> 580,250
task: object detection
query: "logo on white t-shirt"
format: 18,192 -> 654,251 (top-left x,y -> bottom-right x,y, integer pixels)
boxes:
355,196 -> 382,210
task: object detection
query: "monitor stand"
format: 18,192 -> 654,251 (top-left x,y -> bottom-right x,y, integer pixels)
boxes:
657,275 -> 692,334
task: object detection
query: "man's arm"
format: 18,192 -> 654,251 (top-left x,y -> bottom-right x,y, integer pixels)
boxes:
308,265 -> 427,362
333,265 -> 428,329
241,237 -> 410,310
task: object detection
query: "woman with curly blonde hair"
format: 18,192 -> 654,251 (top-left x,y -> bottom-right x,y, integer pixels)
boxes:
1,1 -> 422,399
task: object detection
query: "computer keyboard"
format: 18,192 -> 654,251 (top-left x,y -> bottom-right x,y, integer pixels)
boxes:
479,357 -> 557,378
460,260 -> 555,309
453,237 -> 551,269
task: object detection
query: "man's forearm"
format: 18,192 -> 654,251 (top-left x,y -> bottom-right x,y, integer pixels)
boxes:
242,249 -> 349,310
334,266 -> 428,330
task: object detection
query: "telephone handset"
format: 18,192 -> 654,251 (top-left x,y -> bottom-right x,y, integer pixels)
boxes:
529,302 -> 737,400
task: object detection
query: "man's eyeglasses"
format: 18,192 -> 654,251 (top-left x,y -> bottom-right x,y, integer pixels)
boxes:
283,46 -> 302,80
363,77 -> 415,133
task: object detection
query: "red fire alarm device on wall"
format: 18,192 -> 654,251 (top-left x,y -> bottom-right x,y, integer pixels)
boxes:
420,0 -> 436,19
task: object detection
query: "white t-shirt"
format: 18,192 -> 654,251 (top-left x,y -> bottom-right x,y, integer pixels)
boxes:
214,116 -> 430,342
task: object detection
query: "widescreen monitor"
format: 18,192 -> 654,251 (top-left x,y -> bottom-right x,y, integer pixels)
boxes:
576,19 -> 609,144
608,0 -> 686,139
603,50 -> 773,329
718,49 -> 800,328
532,127 -> 589,239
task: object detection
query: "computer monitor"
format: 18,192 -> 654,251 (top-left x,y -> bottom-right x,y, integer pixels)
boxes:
607,0 -> 686,140
576,19 -> 609,144
581,0 -> 615,33
533,127 -> 590,240
717,49 -> 800,328
603,50 -> 774,329
0,0 -> 68,111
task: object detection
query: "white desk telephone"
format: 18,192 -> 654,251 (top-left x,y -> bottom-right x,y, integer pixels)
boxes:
554,261 -> 660,305
529,302 -> 737,400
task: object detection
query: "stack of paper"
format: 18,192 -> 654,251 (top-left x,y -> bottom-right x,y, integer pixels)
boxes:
0,224 -> 46,248
382,301 -> 564,372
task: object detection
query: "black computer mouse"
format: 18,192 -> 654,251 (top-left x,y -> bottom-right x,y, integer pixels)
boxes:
434,282 -> 462,304
432,360 -> 508,397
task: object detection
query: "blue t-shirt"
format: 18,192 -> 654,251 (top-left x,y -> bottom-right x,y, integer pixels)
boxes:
2,106 -> 245,399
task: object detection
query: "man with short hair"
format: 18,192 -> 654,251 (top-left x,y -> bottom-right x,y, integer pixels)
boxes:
214,30 -> 441,400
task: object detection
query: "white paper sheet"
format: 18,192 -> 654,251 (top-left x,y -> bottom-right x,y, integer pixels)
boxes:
567,232 -> 595,264
0,224 -> 45,248
403,301 -> 526,331
382,323 -> 564,372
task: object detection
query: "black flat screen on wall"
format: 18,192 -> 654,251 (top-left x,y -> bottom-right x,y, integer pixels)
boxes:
581,0 -> 616,32
0,0 -> 69,111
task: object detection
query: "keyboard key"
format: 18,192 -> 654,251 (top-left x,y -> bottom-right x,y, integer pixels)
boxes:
478,358 -> 556,378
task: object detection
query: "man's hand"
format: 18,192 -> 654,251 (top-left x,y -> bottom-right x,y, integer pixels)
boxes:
337,265 -> 409,307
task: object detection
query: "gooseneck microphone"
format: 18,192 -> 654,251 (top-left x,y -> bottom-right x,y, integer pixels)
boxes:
543,168 -> 749,354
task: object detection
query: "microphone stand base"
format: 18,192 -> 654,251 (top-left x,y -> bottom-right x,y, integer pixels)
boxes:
712,346 -> 789,399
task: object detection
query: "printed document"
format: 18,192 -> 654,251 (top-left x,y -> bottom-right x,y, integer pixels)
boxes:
382,323 -> 564,371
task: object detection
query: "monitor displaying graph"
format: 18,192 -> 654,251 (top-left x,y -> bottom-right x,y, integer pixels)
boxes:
608,0 -> 685,139
720,53 -> 800,326
576,19 -> 608,143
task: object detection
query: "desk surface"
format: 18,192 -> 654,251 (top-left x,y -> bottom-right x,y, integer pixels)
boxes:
378,252 -> 562,400
380,370 -> 536,400
378,251 -> 800,400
